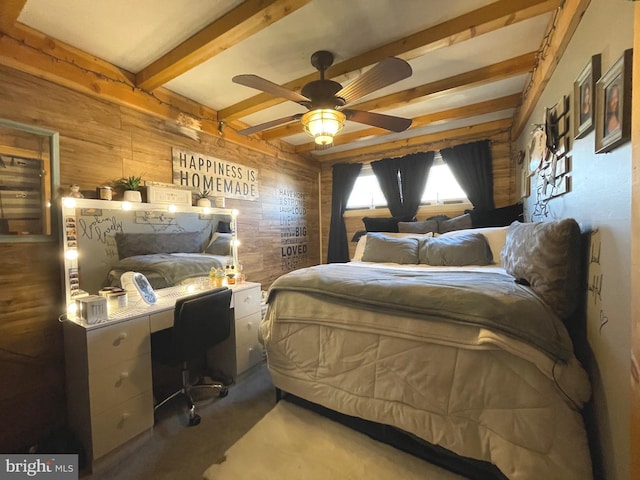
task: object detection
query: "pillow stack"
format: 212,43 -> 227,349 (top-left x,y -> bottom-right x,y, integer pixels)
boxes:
360,231 -> 493,266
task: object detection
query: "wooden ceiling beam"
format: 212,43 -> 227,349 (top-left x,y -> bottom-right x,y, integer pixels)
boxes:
135,0 -> 310,91
0,26 -> 311,165
353,52 -> 536,113
294,93 -> 521,153
512,0 -> 591,138
218,0 -> 560,121
0,28 -> 214,127
314,118 -> 512,163
0,0 -> 27,33
258,53 -> 531,144
263,90 -> 521,145
260,120 -> 306,141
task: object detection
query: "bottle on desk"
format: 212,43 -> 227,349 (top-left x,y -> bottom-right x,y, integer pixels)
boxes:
225,264 -> 236,285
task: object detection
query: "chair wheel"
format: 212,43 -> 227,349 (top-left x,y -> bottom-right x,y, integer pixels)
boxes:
218,386 -> 229,398
189,414 -> 201,426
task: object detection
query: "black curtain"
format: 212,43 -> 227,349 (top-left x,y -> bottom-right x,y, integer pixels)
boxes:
371,158 -> 402,215
440,140 -> 495,210
371,152 -> 434,218
327,162 -> 362,263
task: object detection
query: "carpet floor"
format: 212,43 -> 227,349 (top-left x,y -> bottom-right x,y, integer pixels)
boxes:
203,399 -> 466,480
85,363 -> 275,480
87,363 -> 468,480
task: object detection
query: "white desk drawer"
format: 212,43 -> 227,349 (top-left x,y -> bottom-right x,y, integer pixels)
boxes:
87,317 -> 150,372
235,340 -> 264,375
233,286 -> 260,319
91,391 -> 153,460
235,311 -> 263,375
89,355 -> 152,415
235,311 -> 261,347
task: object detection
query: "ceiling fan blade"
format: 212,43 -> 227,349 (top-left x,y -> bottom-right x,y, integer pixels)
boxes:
233,74 -> 309,104
343,109 -> 412,132
337,57 -> 412,105
237,114 -> 302,136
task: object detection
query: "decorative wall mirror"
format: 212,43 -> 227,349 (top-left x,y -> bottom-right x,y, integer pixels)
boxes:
60,197 -> 238,310
0,119 -> 60,242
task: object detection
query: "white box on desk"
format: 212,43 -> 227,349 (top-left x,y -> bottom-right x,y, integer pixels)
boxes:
76,295 -> 108,324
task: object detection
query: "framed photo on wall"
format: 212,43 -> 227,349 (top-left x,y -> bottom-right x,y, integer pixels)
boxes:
595,49 -> 633,153
573,54 -> 600,140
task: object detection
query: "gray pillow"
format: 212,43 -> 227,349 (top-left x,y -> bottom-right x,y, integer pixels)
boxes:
361,233 -> 419,264
500,219 -> 581,318
437,214 -> 472,233
204,232 -> 232,256
418,232 -> 493,266
398,219 -> 439,234
115,231 -> 204,259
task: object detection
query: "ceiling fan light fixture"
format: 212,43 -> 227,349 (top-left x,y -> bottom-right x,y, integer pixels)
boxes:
301,109 -> 346,146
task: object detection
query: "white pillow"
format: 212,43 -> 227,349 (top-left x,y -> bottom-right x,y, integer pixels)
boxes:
352,232 -> 433,262
440,226 -> 509,266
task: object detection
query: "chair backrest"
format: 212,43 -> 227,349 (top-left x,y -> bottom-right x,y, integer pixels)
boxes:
173,287 -> 232,361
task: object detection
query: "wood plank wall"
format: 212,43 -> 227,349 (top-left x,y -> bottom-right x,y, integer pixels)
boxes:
0,65 -> 320,451
319,130 -> 515,260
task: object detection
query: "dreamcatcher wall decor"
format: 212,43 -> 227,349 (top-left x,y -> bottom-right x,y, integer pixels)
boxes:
529,94 -> 573,219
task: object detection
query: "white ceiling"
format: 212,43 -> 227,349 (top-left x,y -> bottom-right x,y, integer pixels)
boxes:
17,0 -> 557,160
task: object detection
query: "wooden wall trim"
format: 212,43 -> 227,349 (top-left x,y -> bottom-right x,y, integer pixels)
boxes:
631,4 -> 640,478
0,0 -> 27,32
512,0 -> 591,138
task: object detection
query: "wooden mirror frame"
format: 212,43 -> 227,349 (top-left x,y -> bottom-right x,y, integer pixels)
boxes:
0,118 -> 60,243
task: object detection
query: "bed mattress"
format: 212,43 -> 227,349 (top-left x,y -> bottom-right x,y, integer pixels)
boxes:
260,264 -> 592,480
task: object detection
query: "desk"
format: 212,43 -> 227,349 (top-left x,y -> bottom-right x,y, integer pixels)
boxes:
63,281 -> 261,468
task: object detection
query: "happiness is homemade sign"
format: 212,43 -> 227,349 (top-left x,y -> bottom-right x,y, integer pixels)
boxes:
172,148 -> 259,201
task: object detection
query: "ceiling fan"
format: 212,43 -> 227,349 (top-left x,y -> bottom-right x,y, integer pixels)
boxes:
232,50 -> 413,148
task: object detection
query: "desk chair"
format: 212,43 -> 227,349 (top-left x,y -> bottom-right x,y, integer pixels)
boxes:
151,287 -> 232,426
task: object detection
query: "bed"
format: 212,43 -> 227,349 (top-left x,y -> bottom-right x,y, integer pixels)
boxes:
106,230 -> 234,289
260,219 -> 592,480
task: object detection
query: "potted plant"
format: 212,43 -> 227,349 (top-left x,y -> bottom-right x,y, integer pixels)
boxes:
116,175 -> 143,202
196,189 -> 211,207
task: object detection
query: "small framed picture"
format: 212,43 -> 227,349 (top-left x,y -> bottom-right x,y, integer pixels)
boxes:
573,54 -> 601,140
595,49 -> 633,153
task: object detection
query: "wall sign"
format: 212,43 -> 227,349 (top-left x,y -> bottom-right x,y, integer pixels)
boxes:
172,148 -> 259,201
278,186 -> 308,271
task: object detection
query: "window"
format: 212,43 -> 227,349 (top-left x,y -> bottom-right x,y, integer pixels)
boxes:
346,164 -> 387,209
346,152 -> 468,209
420,154 -> 468,204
